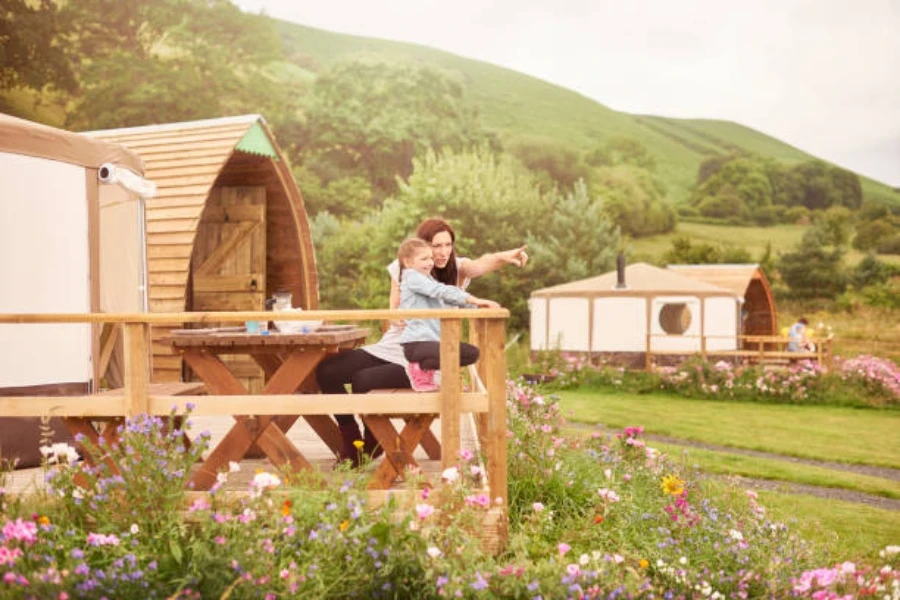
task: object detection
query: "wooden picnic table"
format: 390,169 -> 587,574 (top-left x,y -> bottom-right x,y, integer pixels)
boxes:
164,325 -> 368,489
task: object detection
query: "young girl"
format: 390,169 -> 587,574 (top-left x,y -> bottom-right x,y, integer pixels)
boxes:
397,238 -> 500,391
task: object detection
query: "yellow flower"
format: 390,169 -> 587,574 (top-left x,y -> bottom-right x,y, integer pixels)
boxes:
37,515 -> 50,526
281,500 -> 292,517
352,439 -> 365,450
340,520 -> 350,532
661,474 -> 685,496
639,559 -> 649,569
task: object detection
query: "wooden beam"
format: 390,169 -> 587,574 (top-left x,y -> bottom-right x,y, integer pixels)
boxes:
440,319 -> 462,468
484,318 -> 508,508
123,322 -> 150,417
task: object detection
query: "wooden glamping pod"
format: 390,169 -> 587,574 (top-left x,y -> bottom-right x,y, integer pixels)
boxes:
0,114 -> 150,465
529,262 -> 740,368
667,264 -> 777,338
88,115 -> 318,387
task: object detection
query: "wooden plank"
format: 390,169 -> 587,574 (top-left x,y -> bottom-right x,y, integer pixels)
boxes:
193,274 -> 265,293
255,421 -> 313,471
123,323 -> 150,417
0,309 -> 509,324
148,231 -> 198,246
0,396 -> 127,417
440,319 -> 462,468
194,221 -> 258,276
148,257 -> 191,272
148,393 -> 489,416
98,323 -> 121,381
484,318 -> 508,508
148,246 -> 194,261
147,206 -> 206,221
180,350 -> 247,395
200,204 -> 266,223
191,292 -> 265,311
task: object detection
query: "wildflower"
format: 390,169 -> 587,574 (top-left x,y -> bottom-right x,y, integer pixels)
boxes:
86,532 -> 120,546
597,488 -> 620,503
532,502 -> 545,512
352,439 -> 364,450
459,448 -> 474,461
465,493 -> 491,509
416,504 -> 435,520
593,515 -> 603,524
661,474 -> 685,496
39,442 -> 79,466
558,543 -> 571,556
427,547 -> 442,559
36,516 -> 50,527
250,472 -> 282,497
281,500 -> 292,517
339,520 -> 349,532
228,461 -> 241,472
639,559 -> 649,569
441,467 -> 460,483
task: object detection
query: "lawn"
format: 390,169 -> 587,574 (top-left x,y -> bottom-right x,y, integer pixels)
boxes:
557,389 -> 900,468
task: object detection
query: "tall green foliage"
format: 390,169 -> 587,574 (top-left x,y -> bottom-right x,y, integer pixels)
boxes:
777,224 -> 848,299
63,0 -> 285,129
590,164 -> 676,237
0,0 -> 76,93
526,179 -> 621,287
302,56 -> 488,201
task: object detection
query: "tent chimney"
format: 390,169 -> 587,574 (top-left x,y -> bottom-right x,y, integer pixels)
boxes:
614,253 -> 628,290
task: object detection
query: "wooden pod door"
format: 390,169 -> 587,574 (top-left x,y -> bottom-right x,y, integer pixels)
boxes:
191,186 -> 267,391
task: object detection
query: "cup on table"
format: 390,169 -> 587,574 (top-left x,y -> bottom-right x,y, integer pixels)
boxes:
245,320 -> 260,334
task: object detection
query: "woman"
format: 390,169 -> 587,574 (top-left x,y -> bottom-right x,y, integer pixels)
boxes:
315,217 -> 528,466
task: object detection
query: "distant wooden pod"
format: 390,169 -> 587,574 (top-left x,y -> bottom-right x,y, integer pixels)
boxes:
89,115 -> 318,384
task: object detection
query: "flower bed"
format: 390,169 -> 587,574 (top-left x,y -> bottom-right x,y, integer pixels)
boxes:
0,385 -> 897,598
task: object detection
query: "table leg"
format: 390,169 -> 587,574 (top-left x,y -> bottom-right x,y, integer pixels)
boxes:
255,421 -> 313,472
363,415 -> 435,490
188,417 -> 258,490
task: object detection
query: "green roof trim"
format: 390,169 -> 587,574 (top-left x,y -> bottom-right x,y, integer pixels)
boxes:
235,122 -> 278,160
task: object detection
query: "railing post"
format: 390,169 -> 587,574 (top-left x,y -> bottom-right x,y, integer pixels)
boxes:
483,318 -> 508,508
122,321 -> 150,418
440,319 -> 462,469
469,318 -> 489,448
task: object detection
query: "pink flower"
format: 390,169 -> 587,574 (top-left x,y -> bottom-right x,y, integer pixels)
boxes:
86,532 -> 120,546
558,542 -> 571,556
416,503 -> 435,520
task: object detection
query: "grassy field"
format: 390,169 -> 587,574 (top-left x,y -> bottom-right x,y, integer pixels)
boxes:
558,390 -> 900,468
558,388 -> 900,562
272,20 -> 900,208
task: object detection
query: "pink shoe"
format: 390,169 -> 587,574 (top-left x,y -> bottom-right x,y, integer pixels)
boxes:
405,362 -> 439,392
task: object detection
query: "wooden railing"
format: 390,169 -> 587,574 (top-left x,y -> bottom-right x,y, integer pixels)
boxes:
645,333 -> 834,370
0,309 -> 510,506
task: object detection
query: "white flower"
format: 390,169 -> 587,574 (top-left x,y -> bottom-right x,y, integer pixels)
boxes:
729,529 -> 744,542
249,472 -> 282,497
604,468 -> 612,480
578,553 -> 590,566
130,524 -> 139,535
426,546 -> 442,559
440,467 -> 460,483
39,442 -> 79,466
228,461 -> 241,472
216,471 -> 229,484
679,556 -> 688,565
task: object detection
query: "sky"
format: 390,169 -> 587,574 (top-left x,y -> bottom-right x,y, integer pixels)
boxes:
235,0 -> 900,187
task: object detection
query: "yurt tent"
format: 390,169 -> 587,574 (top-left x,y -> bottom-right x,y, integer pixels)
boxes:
0,113 -> 150,395
529,262 -> 741,363
88,115 -> 318,386
667,264 -> 777,337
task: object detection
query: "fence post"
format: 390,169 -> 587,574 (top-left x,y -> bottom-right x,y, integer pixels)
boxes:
123,321 -> 150,418
483,318 -> 508,508
440,319 -> 462,469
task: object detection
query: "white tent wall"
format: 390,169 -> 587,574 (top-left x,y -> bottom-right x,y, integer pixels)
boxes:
592,297 -> 647,352
704,297 -> 739,351
99,184 -> 147,313
528,297 -> 548,351
0,152 -> 92,387
546,297 -> 590,351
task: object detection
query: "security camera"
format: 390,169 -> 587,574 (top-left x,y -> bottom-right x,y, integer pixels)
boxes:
98,163 -> 157,198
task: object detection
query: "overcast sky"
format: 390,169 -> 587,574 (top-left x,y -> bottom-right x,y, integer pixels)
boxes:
236,0 -> 900,187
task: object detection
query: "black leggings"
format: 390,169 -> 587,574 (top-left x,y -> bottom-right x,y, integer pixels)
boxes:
315,349 -> 411,427
402,341 -> 480,370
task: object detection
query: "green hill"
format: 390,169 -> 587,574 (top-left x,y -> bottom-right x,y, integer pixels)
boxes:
273,20 -> 898,207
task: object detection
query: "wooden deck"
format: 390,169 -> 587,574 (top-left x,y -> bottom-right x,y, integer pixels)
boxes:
3,413 -> 481,497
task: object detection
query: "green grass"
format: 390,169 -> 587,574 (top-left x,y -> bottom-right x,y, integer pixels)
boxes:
759,492 -> 900,562
654,440 -> 900,499
558,389 -> 900,468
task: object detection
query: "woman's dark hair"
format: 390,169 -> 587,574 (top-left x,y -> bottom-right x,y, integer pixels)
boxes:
416,217 -> 459,286
798,317 -> 809,325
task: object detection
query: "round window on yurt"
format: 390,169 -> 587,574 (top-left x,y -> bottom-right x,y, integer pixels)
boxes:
659,303 -> 692,335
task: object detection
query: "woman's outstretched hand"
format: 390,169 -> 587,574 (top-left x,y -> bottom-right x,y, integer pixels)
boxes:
501,245 -> 529,268
472,298 -> 501,309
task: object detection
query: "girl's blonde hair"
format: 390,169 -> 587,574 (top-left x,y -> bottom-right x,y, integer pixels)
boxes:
397,237 -> 431,283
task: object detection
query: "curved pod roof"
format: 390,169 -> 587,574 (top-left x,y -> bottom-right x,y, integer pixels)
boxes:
87,115 -> 318,314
